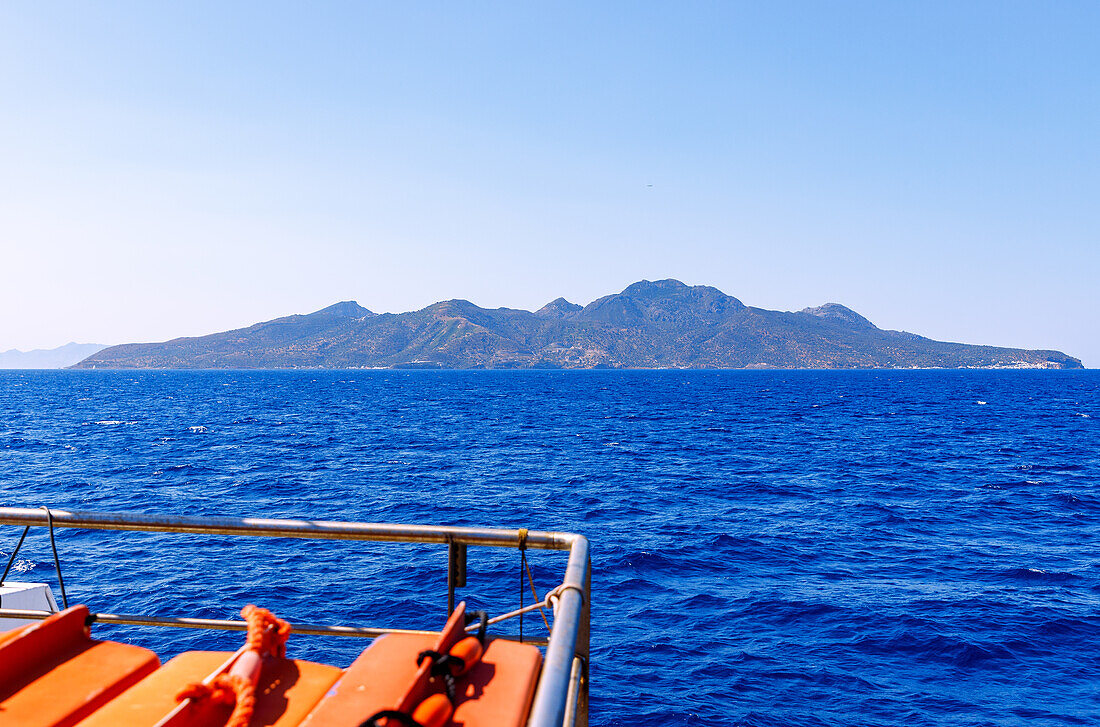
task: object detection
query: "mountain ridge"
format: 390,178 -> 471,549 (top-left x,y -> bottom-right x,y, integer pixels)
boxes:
1,343 -> 109,369
71,280 -> 1083,370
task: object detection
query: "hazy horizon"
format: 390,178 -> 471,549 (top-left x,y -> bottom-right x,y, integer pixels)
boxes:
2,3 -> 1096,364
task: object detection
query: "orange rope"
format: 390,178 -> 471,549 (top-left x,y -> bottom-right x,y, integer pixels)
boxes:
173,605 -> 291,727
241,604 -> 291,658
176,674 -> 255,727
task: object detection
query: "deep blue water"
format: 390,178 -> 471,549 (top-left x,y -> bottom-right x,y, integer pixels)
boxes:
1,370 -> 1099,726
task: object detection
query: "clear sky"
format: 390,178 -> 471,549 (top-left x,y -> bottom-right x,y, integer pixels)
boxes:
1,2 -> 1097,364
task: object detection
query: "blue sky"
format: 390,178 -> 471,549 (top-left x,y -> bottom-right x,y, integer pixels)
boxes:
1,2 -> 1097,364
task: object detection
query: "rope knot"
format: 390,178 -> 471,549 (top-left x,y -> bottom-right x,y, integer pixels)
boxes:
176,674 -> 256,727
241,604 -> 292,658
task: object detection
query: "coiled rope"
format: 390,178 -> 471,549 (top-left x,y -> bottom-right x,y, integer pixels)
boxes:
176,674 -> 255,727
173,605 -> 291,727
241,604 -> 292,658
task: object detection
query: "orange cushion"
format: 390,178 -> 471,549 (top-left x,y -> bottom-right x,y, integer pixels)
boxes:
76,651 -> 342,727
300,633 -> 431,727
0,606 -> 160,727
0,606 -> 90,685
300,635 -> 542,727
452,639 -> 542,727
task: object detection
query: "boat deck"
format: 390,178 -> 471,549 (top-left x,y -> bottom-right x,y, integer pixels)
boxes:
0,507 -> 590,727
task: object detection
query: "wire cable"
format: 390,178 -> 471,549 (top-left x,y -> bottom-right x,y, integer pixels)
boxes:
41,506 -> 68,609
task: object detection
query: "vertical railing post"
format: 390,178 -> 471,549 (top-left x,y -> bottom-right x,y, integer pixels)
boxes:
575,554 -> 591,727
447,538 -> 466,615
526,535 -> 589,727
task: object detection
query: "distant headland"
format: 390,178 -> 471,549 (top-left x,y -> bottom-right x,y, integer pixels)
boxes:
1,343 -> 108,369
71,280 -> 1082,370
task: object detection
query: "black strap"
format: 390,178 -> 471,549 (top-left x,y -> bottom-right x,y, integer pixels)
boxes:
416,650 -> 460,700
399,611 -> 492,719
417,649 -> 466,675
464,609 -> 489,644
359,710 -> 425,727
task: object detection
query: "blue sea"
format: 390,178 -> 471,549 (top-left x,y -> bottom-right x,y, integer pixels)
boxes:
2,370 -> 1099,726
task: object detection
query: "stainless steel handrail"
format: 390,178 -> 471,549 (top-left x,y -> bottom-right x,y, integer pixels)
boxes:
0,608 -> 552,646
0,507 -> 590,727
529,534 -> 590,727
0,508 -> 575,548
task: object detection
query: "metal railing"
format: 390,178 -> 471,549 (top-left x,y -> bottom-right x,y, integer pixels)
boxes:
0,507 -> 590,727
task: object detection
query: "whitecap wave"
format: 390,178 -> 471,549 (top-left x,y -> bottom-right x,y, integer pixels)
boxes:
0,557 -> 37,574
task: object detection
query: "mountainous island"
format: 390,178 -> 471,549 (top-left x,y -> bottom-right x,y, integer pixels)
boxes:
72,280 -> 1082,370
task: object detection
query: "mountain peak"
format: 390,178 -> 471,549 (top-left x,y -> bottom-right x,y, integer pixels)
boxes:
536,297 -> 582,319
576,279 -> 745,325
423,299 -> 481,315
800,303 -> 875,328
620,279 -> 691,297
315,301 -> 375,317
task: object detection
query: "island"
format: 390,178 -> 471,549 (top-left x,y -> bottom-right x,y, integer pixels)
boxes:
71,280 -> 1082,370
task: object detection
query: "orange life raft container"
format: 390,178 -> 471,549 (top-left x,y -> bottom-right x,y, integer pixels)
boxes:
0,605 -> 160,727
302,602 -> 542,727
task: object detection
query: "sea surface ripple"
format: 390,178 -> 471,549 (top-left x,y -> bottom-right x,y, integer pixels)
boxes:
1,370 -> 1099,726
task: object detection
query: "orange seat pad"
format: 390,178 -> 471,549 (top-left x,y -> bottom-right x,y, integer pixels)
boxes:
300,633 -> 429,727
0,622 -> 32,647
76,651 -> 343,727
300,634 -> 542,727
0,606 -> 160,727
452,638 -> 542,727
